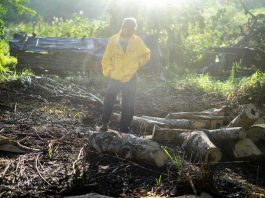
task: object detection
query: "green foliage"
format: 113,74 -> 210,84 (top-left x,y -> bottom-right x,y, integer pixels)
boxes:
7,14 -> 108,38
229,62 -> 240,83
0,0 -> 36,82
155,175 -> 162,186
0,40 -> 17,73
0,0 -> 36,17
175,74 -> 236,96
162,147 -> 181,173
238,71 -> 265,99
26,0 -> 106,21
172,71 -> 265,103
3,0 -> 265,79
0,19 -> 5,39
184,6 -> 247,69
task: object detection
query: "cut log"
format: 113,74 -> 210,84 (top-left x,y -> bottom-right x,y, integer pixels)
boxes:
233,138 -> 263,158
0,135 -> 40,153
151,125 -> 191,144
246,124 -> 265,142
165,114 -> 232,128
166,105 -> 232,119
87,130 -> 168,167
206,127 -> 246,147
151,127 -> 246,148
181,131 -> 222,162
112,113 -> 166,135
227,104 -> 259,129
141,116 -> 211,129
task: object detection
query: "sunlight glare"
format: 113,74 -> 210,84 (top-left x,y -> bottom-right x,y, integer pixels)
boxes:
140,0 -> 185,8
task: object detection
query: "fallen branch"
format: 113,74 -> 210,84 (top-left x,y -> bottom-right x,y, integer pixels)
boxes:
0,135 -> 40,153
35,154 -> 51,185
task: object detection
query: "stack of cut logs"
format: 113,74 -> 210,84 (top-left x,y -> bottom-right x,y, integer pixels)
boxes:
87,104 -> 265,167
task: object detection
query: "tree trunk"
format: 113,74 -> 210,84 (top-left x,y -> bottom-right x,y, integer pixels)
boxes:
228,104 -> 259,129
181,131 -> 222,162
87,130 -> 168,167
246,124 -> 265,142
233,138 -> 263,158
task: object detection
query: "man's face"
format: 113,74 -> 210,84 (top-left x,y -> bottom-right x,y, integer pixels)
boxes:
120,22 -> 135,38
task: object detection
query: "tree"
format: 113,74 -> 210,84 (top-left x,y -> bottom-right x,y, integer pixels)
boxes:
0,0 -> 35,38
0,0 -> 34,75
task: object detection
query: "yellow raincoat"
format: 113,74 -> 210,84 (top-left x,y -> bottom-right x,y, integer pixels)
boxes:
102,34 -> 151,82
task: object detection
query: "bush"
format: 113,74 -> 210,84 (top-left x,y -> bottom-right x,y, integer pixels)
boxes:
0,40 -> 17,73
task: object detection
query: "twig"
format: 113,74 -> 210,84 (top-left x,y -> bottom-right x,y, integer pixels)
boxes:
37,154 -> 45,172
195,160 -> 250,165
33,128 -> 46,141
72,147 -> 85,175
35,154 -> 51,185
239,0 -> 255,17
70,83 -> 103,104
1,160 -> 12,177
186,171 -> 197,195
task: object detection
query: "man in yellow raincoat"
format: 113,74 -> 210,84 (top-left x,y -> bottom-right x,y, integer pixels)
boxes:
101,17 -> 151,133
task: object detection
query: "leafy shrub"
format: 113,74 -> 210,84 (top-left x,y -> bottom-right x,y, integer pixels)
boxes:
0,40 -> 17,72
236,71 -> 265,104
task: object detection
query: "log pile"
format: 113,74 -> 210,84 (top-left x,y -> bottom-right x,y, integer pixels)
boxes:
85,104 -> 264,167
105,104 -> 264,165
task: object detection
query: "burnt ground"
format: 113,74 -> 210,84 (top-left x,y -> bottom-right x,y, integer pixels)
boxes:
0,75 -> 264,198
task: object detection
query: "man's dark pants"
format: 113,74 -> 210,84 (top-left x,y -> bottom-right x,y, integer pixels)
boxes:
102,76 -> 136,133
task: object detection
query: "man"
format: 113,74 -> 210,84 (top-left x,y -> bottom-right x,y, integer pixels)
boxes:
100,17 -> 151,133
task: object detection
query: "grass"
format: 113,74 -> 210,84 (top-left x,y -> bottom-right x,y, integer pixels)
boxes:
172,71 -> 265,102
0,69 -> 34,83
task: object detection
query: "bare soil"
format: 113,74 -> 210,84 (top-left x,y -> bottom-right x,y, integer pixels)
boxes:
0,75 -> 264,198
